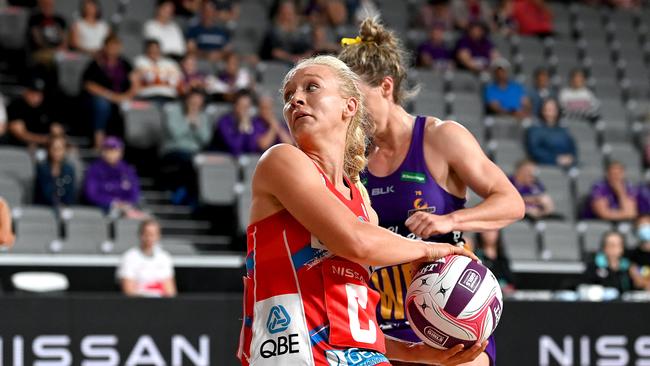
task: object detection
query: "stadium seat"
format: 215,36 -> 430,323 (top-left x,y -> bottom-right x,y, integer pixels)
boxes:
259,61 -> 292,92
377,0 -> 409,32
61,206 -> 108,254
449,92 -> 482,122
537,166 -> 574,220
448,71 -> 481,94
196,153 -> 238,205
502,221 -> 539,260
205,102 -> 232,124
0,7 -> 29,49
492,139 -> 526,172
604,143 -> 642,176
576,142 -> 603,172
124,101 -> 163,149
239,154 -> 262,185
565,120 -> 597,148
54,0 -> 79,23
0,147 -> 34,201
237,186 -> 252,234
12,206 -> 59,254
0,177 -> 23,208
122,0 -> 157,21
57,53 -> 92,97
579,220 -> 613,254
414,91 -> 445,118
486,115 -> 522,141
541,221 -> 581,261
113,218 -> 143,254
160,239 -> 197,255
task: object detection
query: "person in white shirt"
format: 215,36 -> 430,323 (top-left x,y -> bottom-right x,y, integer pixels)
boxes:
70,0 -> 110,54
143,0 -> 186,58
117,219 -> 177,297
559,68 -> 600,121
133,39 -> 182,102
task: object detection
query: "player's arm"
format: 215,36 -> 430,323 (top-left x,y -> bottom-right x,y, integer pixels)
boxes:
254,144 -> 474,267
410,122 -> 524,236
0,197 -> 15,247
120,278 -> 139,296
385,338 -> 488,365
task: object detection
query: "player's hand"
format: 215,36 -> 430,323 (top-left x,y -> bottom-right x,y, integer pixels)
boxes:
409,341 -> 488,365
405,212 -> 454,239
411,243 -> 478,277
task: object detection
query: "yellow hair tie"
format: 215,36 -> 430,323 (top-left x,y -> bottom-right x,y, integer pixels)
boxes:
341,36 -> 362,46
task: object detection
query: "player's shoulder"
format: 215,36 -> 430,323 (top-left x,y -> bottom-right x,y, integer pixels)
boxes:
423,116 -> 472,144
257,144 -> 313,173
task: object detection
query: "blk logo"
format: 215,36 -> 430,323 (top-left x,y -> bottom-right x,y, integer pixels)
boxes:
266,305 -> 291,334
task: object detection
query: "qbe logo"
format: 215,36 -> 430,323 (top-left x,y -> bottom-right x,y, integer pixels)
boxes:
266,305 -> 291,334
261,305 -> 300,359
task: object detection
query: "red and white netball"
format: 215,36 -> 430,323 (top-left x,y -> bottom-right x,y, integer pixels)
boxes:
405,255 -> 503,349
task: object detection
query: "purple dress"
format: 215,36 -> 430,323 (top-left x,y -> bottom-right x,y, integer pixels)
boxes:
455,36 -> 494,69
84,159 -> 140,211
362,117 -> 497,364
582,180 -> 636,219
215,113 -> 269,156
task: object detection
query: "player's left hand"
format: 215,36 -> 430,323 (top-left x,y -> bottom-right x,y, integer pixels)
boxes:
405,212 -> 455,239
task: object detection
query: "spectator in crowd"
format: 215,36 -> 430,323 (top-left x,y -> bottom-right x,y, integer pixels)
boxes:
173,0 -> 201,17
509,159 -> 556,219
583,231 -> 632,293
311,24 -> 340,56
528,67 -> 556,117
117,219 -> 177,297
7,78 -> 64,148
474,230 -> 515,294
34,135 -> 76,207
484,58 -> 531,121
160,90 -> 212,205
559,68 -> 600,121
494,0 -> 516,36
143,0 -> 186,58
417,0 -> 453,30
416,23 -> 453,70
323,0 -> 353,42
206,51 -> 253,102
450,0 -> 493,30
513,0 -> 553,37
583,161 -> 637,221
82,34 -> 137,150
84,136 -> 146,218
261,0 -> 312,63
630,215 -> 650,290
178,54 -> 208,96
0,197 -> 15,248
70,0 -> 110,55
526,98 -> 577,168
0,93 -> 7,144
455,21 -> 499,73
133,39 -> 182,103
28,0 -> 68,67
213,90 -> 291,156
637,179 -> 650,215
186,0 -> 232,61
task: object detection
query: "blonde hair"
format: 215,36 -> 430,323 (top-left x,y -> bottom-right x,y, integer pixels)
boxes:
280,55 -> 371,183
338,16 -> 417,104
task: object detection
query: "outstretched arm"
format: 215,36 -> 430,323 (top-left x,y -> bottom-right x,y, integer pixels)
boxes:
386,338 -> 488,365
253,144 -> 475,267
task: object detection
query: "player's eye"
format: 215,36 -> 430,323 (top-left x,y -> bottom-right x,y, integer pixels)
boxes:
306,83 -> 319,92
283,92 -> 293,103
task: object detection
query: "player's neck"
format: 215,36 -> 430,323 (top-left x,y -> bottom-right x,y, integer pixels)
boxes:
372,107 -> 413,151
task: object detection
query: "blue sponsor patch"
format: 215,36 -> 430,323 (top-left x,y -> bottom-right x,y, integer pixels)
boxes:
324,348 -> 388,366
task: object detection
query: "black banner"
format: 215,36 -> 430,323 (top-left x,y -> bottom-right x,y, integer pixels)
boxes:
1,295 -> 648,366
495,301 -> 650,366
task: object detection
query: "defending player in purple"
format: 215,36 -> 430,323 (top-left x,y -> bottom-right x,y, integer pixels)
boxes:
339,18 -> 525,366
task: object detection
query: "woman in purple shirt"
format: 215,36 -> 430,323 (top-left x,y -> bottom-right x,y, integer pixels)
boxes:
454,21 -> 499,73
84,136 -> 146,219
583,161 -> 637,221
339,17 -> 524,366
213,90 -> 292,156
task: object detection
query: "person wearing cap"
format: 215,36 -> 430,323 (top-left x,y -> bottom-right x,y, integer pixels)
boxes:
84,136 -> 146,219
6,78 -> 64,148
484,58 -> 531,121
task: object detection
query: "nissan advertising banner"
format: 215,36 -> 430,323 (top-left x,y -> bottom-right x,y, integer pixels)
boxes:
0,296 -> 648,365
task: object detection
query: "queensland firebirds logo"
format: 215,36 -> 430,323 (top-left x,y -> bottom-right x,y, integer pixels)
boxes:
266,305 -> 291,334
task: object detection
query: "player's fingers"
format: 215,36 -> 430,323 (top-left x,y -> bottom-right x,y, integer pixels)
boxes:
441,344 -> 465,360
404,211 -> 425,226
451,245 -> 479,261
448,342 -> 484,364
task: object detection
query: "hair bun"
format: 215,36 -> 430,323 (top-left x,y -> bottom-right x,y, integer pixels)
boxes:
359,17 -> 396,48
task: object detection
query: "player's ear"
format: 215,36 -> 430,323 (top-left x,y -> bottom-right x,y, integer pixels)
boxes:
380,76 -> 394,100
342,96 -> 358,121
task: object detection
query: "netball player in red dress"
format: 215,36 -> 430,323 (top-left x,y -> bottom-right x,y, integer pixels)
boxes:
237,55 -> 485,365
339,18 -> 525,366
